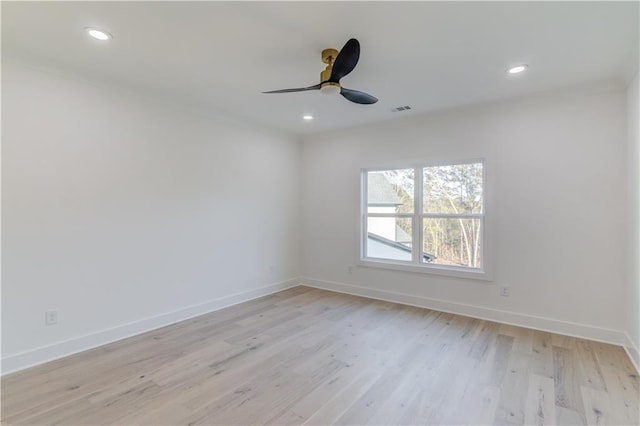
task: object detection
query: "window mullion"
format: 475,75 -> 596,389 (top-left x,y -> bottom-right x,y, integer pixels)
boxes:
366,213 -> 414,218
413,166 -> 422,264
361,170 -> 368,259
422,213 -> 484,219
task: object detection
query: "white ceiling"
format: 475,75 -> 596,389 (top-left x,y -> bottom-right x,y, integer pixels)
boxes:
3,1 -> 638,136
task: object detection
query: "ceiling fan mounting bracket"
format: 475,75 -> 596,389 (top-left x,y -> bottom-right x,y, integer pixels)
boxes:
321,48 -> 339,64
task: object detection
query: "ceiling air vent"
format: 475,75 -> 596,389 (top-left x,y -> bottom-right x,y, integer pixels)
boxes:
391,105 -> 412,112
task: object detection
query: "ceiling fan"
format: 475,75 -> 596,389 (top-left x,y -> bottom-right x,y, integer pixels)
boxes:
263,38 -> 378,105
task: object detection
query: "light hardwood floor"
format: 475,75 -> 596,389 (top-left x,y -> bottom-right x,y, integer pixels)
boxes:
2,286 -> 638,425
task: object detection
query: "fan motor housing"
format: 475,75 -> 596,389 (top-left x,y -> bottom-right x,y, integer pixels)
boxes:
320,82 -> 341,95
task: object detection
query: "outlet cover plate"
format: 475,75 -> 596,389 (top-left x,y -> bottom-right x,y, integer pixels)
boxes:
45,310 -> 58,325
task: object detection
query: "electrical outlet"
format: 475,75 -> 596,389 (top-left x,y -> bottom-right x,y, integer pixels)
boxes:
500,287 -> 510,297
269,265 -> 274,274
45,310 -> 58,325
347,266 -> 353,274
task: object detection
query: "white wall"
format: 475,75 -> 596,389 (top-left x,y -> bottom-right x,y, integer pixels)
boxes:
627,72 -> 640,368
3,58 -> 635,374
1,61 -> 301,373
301,85 -> 629,343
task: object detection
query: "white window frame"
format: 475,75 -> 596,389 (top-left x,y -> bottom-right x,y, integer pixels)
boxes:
359,159 -> 492,281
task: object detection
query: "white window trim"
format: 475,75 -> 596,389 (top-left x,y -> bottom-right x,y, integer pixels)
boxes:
358,159 -> 493,282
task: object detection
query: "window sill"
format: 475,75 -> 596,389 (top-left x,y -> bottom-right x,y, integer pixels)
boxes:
357,258 -> 493,282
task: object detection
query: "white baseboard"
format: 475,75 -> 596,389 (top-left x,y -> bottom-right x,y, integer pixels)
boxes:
1,278 -> 299,375
624,333 -> 640,375
301,277 -> 629,348
5,277 -> 636,376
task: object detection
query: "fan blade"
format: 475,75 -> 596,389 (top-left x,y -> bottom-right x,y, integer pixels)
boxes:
263,84 -> 321,94
340,87 -> 378,104
329,38 -> 360,82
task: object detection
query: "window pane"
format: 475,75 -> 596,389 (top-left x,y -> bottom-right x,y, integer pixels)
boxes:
422,218 -> 482,268
423,163 -> 483,214
367,169 -> 414,214
367,217 -> 413,261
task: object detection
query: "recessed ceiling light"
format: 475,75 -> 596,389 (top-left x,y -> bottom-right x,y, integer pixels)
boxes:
507,65 -> 528,74
86,28 -> 112,41
303,115 -> 313,120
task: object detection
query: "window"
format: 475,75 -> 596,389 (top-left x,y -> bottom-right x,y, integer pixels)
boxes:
361,161 -> 487,279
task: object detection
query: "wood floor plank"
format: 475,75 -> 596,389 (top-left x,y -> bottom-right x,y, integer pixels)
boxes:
529,330 -> 555,379
556,405 -> 587,425
2,286 -> 637,425
553,345 -> 588,423
581,386 -> 614,425
302,370 -> 381,425
285,362 -> 367,420
524,373 -> 557,425
575,339 -> 608,392
597,355 -> 639,425
496,349 -> 539,425
333,367 -> 410,425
